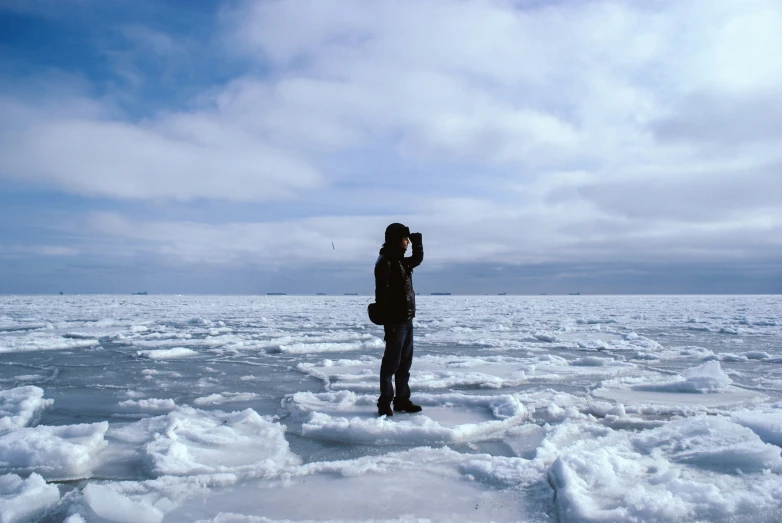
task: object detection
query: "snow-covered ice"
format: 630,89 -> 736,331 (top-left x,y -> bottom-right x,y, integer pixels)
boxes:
0,386 -> 53,430
137,348 -> 198,360
0,472 -> 60,523
0,421 -> 108,479
0,294 -> 780,522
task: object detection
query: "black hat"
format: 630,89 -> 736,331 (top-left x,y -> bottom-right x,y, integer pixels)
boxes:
385,223 -> 410,243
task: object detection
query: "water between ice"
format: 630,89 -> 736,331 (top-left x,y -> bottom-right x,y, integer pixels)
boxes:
0,294 -> 780,522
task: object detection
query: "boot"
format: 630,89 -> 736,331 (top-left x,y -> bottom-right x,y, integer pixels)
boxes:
393,398 -> 423,413
377,399 -> 393,417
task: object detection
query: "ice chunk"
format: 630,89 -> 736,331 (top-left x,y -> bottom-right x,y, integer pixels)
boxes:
732,410 -> 782,447
65,474 -> 223,523
279,338 -> 384,354
534,331 -> 560,342
634,361 -> 732,393
0,334 -> 99,354
0,473 -> 60,523
136,348 -> 197,359
297,354 -> 610,393
111,407 -> 300,478
679,360 -> 732,389
742,351 -> 770,360
550,416 -> 782,522
176,447 -> 529,522
193,393 -> 260,406
287,391 -> 526,445
633,416 -> 782,473
118,398 -> 177,413
0,386 -> 53,430
0,422 -> 109,479
83,483 -> 164,523
12,374 -> 46,382
571,356 -> 614,366
717,353 -> 748,362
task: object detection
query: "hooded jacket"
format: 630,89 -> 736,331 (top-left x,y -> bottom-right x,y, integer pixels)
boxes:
374,239 -> 423,323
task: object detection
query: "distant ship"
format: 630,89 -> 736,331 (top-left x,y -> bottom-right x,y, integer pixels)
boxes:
59,291 -> 64,295
431,292 -> 451,295
132,291 -> 148,295
316,293 -> 327,296
344,293 -> 359,296
266,293 -> 286,296
569,292 -> 581,296
498,292 -> 507,295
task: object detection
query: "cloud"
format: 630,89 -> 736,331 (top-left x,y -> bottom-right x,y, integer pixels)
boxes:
0,94 -> 323,201
69,184 -> 780,271
1,0 -> 781,290
80,211 -> 385,266
221,0 -> 782,167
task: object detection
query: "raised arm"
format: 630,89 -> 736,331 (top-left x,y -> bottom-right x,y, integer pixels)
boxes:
407,232 -> 424,269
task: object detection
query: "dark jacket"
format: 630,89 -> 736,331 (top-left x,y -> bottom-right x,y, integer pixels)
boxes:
374,240 -> 423,324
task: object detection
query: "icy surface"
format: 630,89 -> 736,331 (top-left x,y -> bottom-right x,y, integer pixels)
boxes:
0,294 -> 780,522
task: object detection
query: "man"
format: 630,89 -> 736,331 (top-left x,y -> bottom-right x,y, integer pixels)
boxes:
374,223 -> 424,417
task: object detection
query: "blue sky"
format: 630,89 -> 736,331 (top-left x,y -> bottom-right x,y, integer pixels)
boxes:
1,0 -> 781,294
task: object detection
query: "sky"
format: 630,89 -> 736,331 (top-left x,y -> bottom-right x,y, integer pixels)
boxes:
0,0 -> 780,295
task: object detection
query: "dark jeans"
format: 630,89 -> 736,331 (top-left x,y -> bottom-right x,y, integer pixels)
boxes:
379,320 -> 414,402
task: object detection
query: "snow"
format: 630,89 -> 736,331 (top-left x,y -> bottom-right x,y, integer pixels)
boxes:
0,294 -> 780,522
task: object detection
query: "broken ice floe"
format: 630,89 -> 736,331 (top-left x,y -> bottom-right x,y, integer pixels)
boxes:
0,422 -> 108,480
298,353 -> 637,393
549,416 -> 782,522
136,348 -> 198,360
118,398 -> 177,413
0,472 -> 60,523
0,386 -> 53,430
109,406 -> 300,478
284,390 -> 527,445
193,393 -> 260,406
593,361 -> 765,408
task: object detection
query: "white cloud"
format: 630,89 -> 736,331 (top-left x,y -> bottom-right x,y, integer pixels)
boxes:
72,188 -> 781,270
2,0 -> 782,273
0,96 -> 323,202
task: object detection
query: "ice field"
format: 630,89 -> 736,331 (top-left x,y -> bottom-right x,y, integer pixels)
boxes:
0,294 -> 781,523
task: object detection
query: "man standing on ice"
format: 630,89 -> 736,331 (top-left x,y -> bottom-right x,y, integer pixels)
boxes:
374,223 -> 424,417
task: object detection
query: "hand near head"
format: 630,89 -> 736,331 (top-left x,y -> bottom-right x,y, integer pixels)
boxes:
409,232 -> 423,245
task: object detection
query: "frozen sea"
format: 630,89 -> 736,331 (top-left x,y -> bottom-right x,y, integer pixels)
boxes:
1,294 -> 781,523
